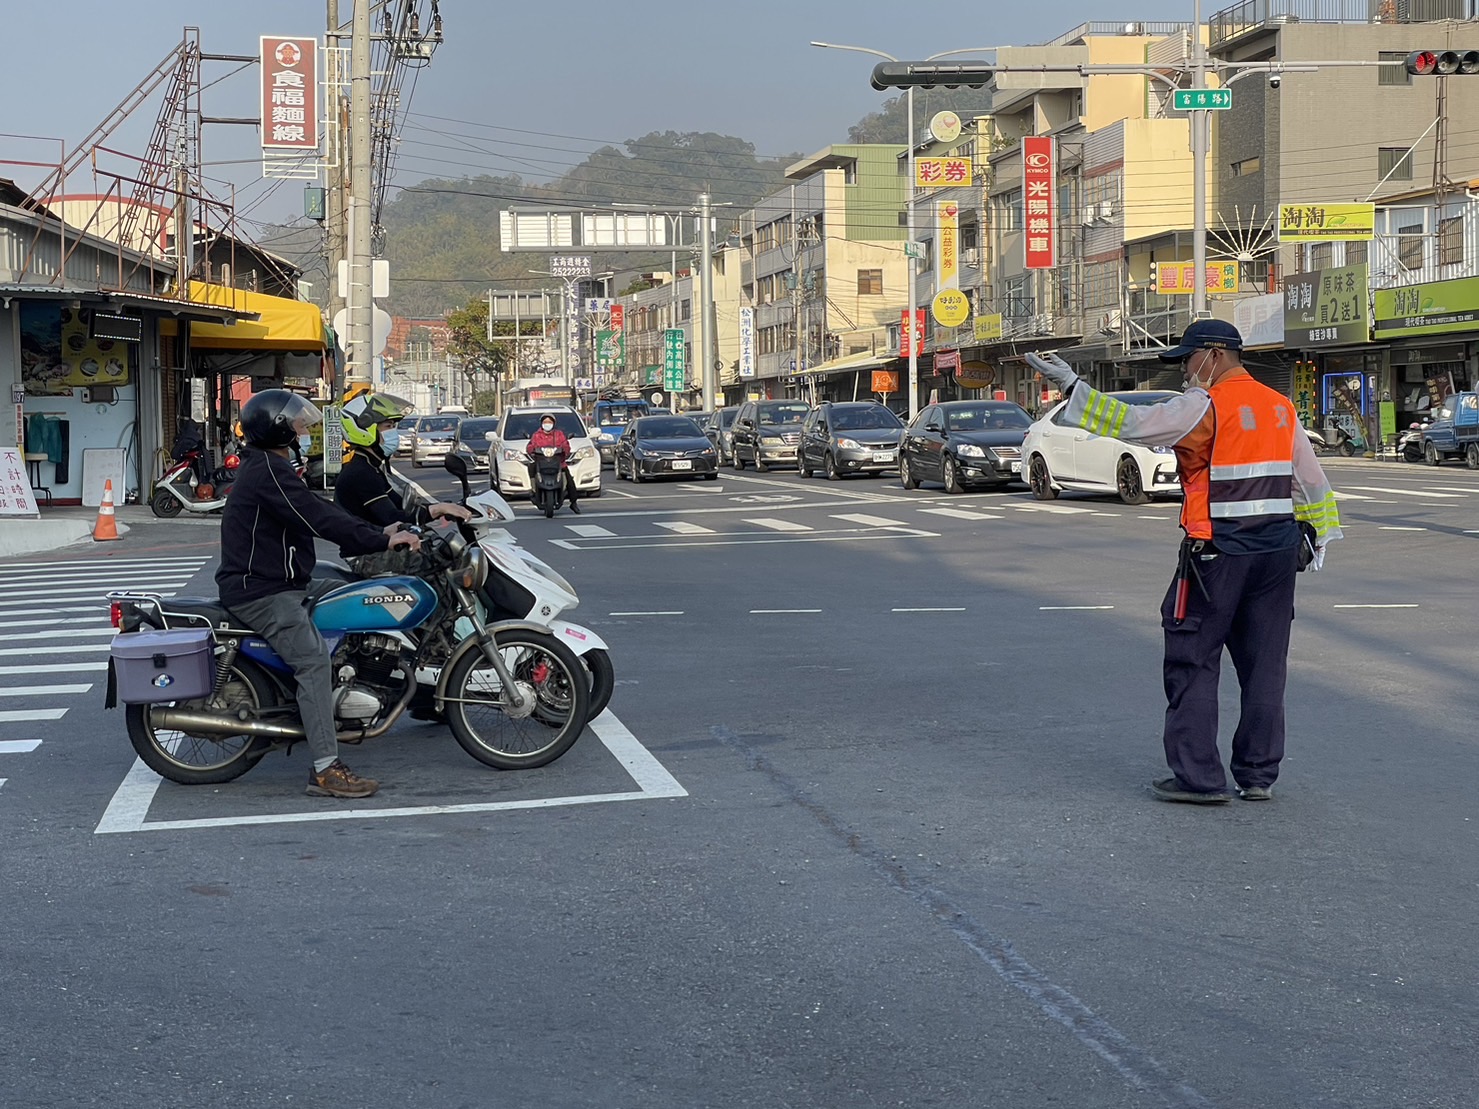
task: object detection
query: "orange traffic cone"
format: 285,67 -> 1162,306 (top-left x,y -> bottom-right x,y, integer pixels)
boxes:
93,479 -> 121,541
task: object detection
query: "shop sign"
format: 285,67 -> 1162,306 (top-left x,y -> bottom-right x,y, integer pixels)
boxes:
1373,275 -> 1479,339
932,289 -> 970,329
1284,264 -> 1369,348
972,313 -> 1003,342
957,364 -> 996,389
1233,293 -> 1284,348
872,370 -> 899,394
1293,360 -> 1317,425
937,201 -> 959,291
642,365 -> 661,386
899,309 -> 926,357
1388,343 -> 1466,365
1022,137 -> 1056,270
260,37 -> 319,151
0,447 -> 39,515
596,329 -> 624,368
1155,260 -> 1238,296
934,350 -> 962,375
738,306 -> 755,379
915,158 -> 972,189
1277,203 -> 1375,242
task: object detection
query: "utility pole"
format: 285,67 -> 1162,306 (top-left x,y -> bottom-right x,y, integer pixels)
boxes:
698,191 -> 715,410
347,0 -> 372,386
1190,0 -> 1210,320
326,0 -> 346,397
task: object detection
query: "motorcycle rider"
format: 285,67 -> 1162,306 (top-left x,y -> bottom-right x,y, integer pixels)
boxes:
333,391 -> 471,531
216,389 -> 421,800
527,412 -> 580,513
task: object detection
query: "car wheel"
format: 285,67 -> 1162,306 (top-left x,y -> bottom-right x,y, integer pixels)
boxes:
799,449 -> 813,478
899,454 -> 919,490
1425,440 -> 1441,466
942,455 -> 965,495
1116,456 -> 1150,505
825,452 -> 843,481
1029,454 -> 1058,500
1467,443 -> 1479,470
754,454 -> 769,472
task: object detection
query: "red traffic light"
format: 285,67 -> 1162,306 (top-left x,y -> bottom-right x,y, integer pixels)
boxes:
1405,49 -> 1479,75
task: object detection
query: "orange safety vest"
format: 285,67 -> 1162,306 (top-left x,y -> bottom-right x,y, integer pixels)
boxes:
1178,372 -> 1298,553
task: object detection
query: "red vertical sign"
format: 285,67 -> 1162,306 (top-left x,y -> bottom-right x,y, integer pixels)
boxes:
260,37 -> 320,151
899,309 -> 926,357
609,304 -> 624,334
1023,137 -> 1056,270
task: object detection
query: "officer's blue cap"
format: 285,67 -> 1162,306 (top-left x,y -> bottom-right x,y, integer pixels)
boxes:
1158,319 -> 1244,361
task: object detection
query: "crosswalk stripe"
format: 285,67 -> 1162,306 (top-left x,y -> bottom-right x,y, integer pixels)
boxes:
0,584 -> 182,601
0,564 -> 207,583
0,684 -> 91,697
0,709 -> 67,723
1013,503 -> 1097,515
0,662 -> 109,675
654,521 -> 716,534
0,645 -> 112,656
1344,485 -> 1466,498
0,740 -> 42,754
0,615 -> 112,629
831,513 -> 913,528
565,524 -> 617,538
918,507 -> 1003,521
1333,491 -> 1373,500
29,629 -> 118,640
0,557 -> 207,572
744,518 -> 813,532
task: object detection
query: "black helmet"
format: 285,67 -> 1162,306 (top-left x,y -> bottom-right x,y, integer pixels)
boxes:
241,389 -> 323,450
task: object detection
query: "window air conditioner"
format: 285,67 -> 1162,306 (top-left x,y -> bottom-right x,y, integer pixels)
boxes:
961,247 -> 980,267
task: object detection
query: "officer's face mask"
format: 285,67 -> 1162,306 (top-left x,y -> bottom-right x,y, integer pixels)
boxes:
379,428 -> 400,454
1182,349 -> 1216,391
541,422 -> 554,433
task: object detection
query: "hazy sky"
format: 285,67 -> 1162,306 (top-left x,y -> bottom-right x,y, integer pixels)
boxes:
4,0 -> 1202,227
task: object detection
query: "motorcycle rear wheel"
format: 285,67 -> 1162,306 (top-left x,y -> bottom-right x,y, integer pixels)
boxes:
150,488 -> 184,518
125,660 -> 272,784
583,648 -> 615,719
444,631 -> 591,770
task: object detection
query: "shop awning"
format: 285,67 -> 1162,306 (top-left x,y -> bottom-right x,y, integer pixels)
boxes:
806,349 -> 895,377
160,282 -> 326,352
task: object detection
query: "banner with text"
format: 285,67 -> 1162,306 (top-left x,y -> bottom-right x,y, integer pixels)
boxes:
938,201 -> 959,291
915,157 -> 972,189
1283,263 -> 1369,348
899,309 -> 927,358
1155,260 -> 1238,296
260,37 -> 319,151
1023,137 -> 1056,270
738,306 -> 755,378
1278,203 -> 1375,242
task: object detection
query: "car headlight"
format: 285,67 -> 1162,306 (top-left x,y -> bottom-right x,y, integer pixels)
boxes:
701,446 -> 715,455
502,449 -> 521,461
599,432 -> 615,443
761,436 -> 783,446
836,437 -> 862,450
956,443 -> 986,458
570,446 -> 594,461
1151,445 -> 1174,455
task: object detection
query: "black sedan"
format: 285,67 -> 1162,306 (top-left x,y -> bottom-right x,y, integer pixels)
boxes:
899,400 -> 1033,493
614,416 -> 720,482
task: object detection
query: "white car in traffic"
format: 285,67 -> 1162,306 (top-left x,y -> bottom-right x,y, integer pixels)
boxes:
1021,391 -> 1183,505
488,405 -> 602,499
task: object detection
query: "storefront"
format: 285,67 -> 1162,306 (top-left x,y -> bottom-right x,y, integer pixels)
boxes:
1373,275 -> 1479,425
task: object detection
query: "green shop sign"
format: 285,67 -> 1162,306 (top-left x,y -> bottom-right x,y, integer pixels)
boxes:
1373,276 -> 1479,339
1283,264 -> 1368,348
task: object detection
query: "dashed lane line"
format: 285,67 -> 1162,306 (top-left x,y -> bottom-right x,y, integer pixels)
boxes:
745,518 -> 813,532
749,608 -> 822,614
0,685 -> 92,698
831,513 -> 916,529
918,507 -> 1003,521
654,521 -> 716,535
1344,485 -> 1466,498
0,740 -> 42,754
565,524 -> 617,538
0,709 -> 68,723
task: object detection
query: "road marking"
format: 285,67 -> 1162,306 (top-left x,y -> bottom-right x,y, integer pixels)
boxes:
1378,526 -> 1427,531
892,607 -> 966,612
0,565 -> 206,584
0,644 -> 112,656
565,524 -> 617,538
0,684 -> 91,697
1423,486 -> 1479,494
27,628 -> 118,641
0,556 -> 207,571
0,591 -> 177,609
654,521 -> 716,534
1138,515 -> 1167,520
94,709 -> 688,834
1041,605 -> 1116,611
1345,485 -> 1466,498
832,513 -> 913,528
552,528 -> 938,551
608,610 -> 684,616
0,580 -> 187,600
0,615 -> 112,629
749,609 -> 821,614
0,708 -> 67,723
1013,503 -> 1098,515
1332,603 -> 1419,609
0,661 -> 109,675
1333,491 -> 1374,500
744,517 -> 813,532
0,740 -> 41,754
918,507 -> 1003,521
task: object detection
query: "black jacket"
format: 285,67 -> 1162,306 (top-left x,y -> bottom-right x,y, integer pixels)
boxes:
216,448 -> 390,607
333,446 -> 432,536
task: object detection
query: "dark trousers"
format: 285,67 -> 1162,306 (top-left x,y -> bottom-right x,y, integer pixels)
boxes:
1159,544 -> 1298,793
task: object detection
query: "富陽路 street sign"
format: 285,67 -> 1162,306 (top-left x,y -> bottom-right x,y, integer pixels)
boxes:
1172,88 -> 1231,111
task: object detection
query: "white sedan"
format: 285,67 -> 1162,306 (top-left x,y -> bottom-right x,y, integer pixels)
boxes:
1021,391 -> 1183,505
488,405 -> 602,499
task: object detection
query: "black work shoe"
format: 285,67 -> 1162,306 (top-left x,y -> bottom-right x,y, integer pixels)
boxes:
1238,785 -> 1273,801
1150,777 -> 1233,804
306,760 -> 379,799
569,499 -> 581,514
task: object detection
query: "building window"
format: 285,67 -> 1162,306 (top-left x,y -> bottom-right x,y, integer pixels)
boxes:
994,188 -> 1022,232
1345,240 -> 1368,266
1309,243 -> 1333,270
1230,157 -> 1261,177
1379,51 -> 1412,87
897,210 -> 908,226
1397,222 -> 1424,269
1440,215 -> 1464,266
857,269 -> 883,296
681,299 -> 692,321
1379,147 -> 1414,182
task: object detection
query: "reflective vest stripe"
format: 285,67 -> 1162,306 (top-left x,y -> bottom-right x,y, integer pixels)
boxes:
1209,461 -> 1293,480
1210,474 -> 1293,506
1080,392 -> 1129,438
1210,498 -> 1295,518
1295,494 -> 1341,537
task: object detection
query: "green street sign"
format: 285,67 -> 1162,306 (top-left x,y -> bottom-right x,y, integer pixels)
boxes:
1173,88 -> 1231,111
664,365 -> 684,391
662,328 -> 685,389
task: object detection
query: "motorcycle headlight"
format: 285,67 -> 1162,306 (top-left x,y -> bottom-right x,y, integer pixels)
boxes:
836,437 -> 862,450
956,443 -> 986,458
457,546 -> 488,591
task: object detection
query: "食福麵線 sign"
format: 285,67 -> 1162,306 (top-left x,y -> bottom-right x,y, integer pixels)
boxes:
260,37 -> 319,151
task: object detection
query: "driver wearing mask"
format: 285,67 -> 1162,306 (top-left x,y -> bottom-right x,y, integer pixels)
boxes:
527,413 -> 580,513
333,391 -> 470,536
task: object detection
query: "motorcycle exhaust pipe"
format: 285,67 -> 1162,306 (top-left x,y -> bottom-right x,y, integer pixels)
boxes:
150,707 -> 305,739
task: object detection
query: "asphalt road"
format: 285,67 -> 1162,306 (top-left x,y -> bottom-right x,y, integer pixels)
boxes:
1,454 -> 1476,1108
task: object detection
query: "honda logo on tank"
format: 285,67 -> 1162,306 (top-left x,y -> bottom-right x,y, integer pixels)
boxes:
1022,137 -> 1055,270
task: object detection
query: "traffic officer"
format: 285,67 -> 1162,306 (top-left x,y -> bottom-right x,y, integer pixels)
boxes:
1027,319 -> 1343,804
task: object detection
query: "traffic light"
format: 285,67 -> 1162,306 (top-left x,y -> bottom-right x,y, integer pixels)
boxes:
1405,49 -> 1479,76
870,62 -> 993,91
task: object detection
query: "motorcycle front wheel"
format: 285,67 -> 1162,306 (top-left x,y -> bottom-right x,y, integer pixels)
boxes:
125,659 -> 272,784
443,631 -> 591,769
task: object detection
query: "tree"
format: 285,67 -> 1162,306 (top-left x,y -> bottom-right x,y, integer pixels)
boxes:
445,294 -> 554,412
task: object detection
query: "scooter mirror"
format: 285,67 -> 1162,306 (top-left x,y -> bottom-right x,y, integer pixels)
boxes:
443,452 -> 471,501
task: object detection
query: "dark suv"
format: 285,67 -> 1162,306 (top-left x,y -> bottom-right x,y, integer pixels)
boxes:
798,402 -> 904,480
730,399 -> 810,471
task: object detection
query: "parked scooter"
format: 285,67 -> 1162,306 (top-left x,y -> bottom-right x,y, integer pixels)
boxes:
1334,425 -> 1367,457
525,446 -> 567,518
1397,420 -> 1429,463
149,440 -> 242,518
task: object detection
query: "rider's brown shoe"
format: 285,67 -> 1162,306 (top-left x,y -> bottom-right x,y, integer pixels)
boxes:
306,759 -> 379,799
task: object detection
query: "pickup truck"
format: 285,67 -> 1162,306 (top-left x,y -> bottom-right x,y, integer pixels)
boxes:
1419,392 -> 1479,467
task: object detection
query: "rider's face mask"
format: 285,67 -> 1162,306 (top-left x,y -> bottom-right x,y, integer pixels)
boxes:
541,421 -> 554,432
379,428 -> 401,454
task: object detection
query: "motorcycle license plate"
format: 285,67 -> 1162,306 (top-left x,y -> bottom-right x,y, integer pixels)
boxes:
871,451 -> 894,463
671,460 -> 692,470
1011,461 -> 1022,473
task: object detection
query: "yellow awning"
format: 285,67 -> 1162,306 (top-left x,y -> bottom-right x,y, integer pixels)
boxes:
160,282 -> 326,352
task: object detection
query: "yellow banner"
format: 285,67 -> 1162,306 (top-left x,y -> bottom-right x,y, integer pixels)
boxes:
1278,203 -> 1375,242
938,201 -> 959,290
916,157 -> 972,189
1155,261 -> 1238,296
972,313 -> 1003,342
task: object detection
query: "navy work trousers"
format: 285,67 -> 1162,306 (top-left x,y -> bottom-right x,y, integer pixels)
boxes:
1159,543 -> 1298,794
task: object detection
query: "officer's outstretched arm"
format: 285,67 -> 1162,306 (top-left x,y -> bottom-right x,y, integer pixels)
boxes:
1291,429 -> 1344,545
1061,382 -> 1210,448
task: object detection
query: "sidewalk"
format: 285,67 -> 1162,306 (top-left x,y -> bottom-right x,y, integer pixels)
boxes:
0,504 -> 219,560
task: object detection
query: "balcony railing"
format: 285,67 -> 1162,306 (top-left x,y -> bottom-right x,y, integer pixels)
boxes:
1209,0 -> 1473,48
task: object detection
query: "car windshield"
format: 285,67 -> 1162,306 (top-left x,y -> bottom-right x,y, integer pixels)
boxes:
457,418 -> 498,442
503,412 -> 587,440
831,406 -> 902,431
758,403 -> 809,424
945,405 -> 1032,431
597,404 -> 647,426
421,417 -> 458,433
717,409 -> 736,428
640,417 -> 704,439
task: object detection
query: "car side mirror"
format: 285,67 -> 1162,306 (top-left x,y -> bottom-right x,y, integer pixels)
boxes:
926,421 -> 942,433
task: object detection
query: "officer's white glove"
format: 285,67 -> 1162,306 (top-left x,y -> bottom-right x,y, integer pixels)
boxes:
1026,351 -> 1080,395
1310,545 -> 1326,572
